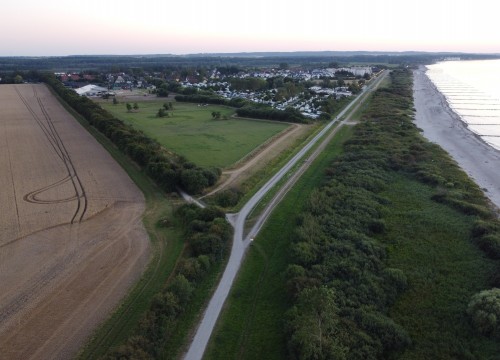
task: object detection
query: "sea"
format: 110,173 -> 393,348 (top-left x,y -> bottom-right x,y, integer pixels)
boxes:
426,59 -> 500,150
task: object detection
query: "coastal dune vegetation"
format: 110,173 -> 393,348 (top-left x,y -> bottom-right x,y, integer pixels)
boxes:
285,69 -> 498,359
284,69 -> 500,359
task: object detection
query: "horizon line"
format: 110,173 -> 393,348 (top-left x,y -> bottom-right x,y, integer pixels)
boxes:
2,50 -> 500,58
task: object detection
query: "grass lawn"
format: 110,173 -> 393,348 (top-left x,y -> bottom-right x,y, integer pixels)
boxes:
100,101 -> 289,168
204,125 -> 354,360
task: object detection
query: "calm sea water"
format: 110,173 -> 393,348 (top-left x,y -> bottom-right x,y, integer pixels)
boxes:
426,59 -> 500,150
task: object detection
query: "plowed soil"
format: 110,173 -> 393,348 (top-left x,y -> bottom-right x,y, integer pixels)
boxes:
0,84 -> 150,359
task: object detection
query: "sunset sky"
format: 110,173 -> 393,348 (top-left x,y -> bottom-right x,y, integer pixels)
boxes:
2,0 -> 499,56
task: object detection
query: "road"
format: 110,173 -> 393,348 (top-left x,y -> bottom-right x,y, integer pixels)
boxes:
183,70 -> 388,360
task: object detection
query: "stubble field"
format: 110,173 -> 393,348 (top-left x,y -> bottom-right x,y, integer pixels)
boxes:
0,84 -> 150,359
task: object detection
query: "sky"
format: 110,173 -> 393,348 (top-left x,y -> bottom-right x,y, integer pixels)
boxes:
1,0 -> 499,56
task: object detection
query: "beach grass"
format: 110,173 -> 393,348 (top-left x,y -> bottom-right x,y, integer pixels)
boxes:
100,101 -> 289,168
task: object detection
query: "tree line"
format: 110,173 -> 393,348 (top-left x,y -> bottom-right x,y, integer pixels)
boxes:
40,73 -> 219,194
102,204 -> 232,359
235,105 -> 309,124
2,53 -> 499,72
174,93 -> 309,124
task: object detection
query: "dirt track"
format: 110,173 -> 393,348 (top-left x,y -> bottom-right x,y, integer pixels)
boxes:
0,84 -> 150,359
202,123 -> 310,197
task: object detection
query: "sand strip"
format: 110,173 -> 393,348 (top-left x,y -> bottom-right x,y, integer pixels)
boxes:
413,67 -> 500,209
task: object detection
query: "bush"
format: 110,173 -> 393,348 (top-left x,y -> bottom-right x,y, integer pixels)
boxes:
211,187 -> 243,208
475,234 -> 500,259
467,288 -> 500,337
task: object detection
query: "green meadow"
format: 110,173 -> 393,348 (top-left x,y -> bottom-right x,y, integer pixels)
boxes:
101,101 -> 288,168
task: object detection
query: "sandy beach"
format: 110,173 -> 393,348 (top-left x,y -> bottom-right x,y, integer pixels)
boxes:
413,67 -> 500,210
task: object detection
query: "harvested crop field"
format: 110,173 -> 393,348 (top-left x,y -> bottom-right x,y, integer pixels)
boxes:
0,84 -> 150,359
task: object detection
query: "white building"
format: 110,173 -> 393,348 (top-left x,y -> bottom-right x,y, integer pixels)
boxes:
75,84 -> 109,96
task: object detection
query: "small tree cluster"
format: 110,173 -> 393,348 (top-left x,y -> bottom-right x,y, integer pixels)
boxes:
157,108 -> 168,118
126,102 -> 139,111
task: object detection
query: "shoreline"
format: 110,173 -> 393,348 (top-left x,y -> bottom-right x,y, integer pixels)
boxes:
413,66 -> 500,210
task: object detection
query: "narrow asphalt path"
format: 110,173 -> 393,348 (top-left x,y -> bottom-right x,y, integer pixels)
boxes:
183,70 -> 388,360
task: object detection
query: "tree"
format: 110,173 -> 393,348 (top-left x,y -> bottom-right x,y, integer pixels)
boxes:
169,275 -> 194,304
467,288 -> 500,336
321,78 -> 331,88
348,82 -> 361,94
180,169 -> 209,194
133,102 -> 139,110
126,103 -> 132,112
211,111 -> 221,119
14,74 -> 23,84
156,84 -> 169,97
284,82 -> 298,98
287,286 -> 347,359
157,108 -> 167,118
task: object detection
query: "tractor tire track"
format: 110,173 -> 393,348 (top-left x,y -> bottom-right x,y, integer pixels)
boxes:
14,85 -> 87,223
